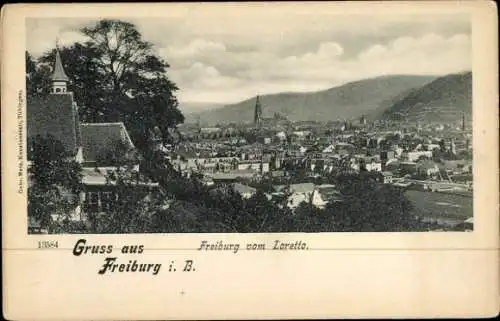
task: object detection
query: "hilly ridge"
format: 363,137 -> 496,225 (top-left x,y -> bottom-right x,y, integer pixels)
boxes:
190,75 -> 436,125
188,72 -> 472,125
380,71 -> 472,123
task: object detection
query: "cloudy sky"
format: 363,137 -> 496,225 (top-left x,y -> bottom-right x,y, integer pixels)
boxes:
26,12 -> 471,105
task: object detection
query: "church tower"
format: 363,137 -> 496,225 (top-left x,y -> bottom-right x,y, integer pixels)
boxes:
254,95 -> 262,127
51,46 -> 69,94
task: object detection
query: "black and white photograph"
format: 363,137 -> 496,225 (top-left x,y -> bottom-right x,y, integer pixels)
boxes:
26,12 -> 474,235
3,3 -> 499,320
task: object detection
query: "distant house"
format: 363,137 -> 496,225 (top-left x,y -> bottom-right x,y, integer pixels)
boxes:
292,131 -> 311,139
380,150 -> 395,160
381,171 -> 394,184
349,156 -> 381,172
335,142 -> 355,151
207,170 -> 259,183
416,160 -> 440,177
232,183 -> 257,199
404,151 -> 433,162
200,176 -> 214,186
440,160 -> 473,175
365,160 -> 382,172
269,170 -> 286,178
258,136 -> 272,144
274,183 -> 327,210
392,145 -> 404,157
337,149 -> 350,157
322,144 -> 336,153
316,184 -> 343,203
427,143 -> 441,151
380,150 -> 396,171
399,161 -> 418,174
385,159 -> 401,172
237,160 -> 270,173
275,131 -> 287,141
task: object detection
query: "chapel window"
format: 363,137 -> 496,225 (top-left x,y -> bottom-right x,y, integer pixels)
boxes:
86,192 -> 99,213
100,192 -> 114,213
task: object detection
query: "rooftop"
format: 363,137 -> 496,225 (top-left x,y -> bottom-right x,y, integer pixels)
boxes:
232,183 -> 257,195
80,122 -> 135,163
275,183 -> 315,194
27,94 -> 79,157
51,49 -> 69,82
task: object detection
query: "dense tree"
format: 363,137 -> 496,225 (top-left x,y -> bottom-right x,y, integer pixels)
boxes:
26,19 -> 425,234
328,172 -> 417,231
291,201 -> 332,232
150,200 -> 222,233
95,167 -> 161,234
28,19 -> 184,151
37,44 -> 105,121
28,135 -> 83,231
28,135 -> 83,193
26,51 -> 51,96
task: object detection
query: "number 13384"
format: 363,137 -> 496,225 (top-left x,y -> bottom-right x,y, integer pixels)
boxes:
38,240 -> 59,249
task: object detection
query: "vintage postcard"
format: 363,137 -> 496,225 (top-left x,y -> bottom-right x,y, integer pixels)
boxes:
2,1 -> 499,319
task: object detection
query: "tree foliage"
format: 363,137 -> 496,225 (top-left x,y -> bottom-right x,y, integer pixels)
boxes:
26,51 -> 51,96
26,19 -> 423,234
94,167 -> 160,234
328,172 -> 417,231
28,135 -> 83,192
28,135 -> 83,231
28,19 -> 184,150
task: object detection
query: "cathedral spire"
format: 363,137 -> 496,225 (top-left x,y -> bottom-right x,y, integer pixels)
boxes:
51,42 -> 69,94
254,95 -> 262,127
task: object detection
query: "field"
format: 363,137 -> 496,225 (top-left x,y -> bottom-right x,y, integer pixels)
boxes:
405,190 -> 473,224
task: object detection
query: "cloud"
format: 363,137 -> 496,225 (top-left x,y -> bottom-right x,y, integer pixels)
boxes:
249,33 -> 471,85
26,19 -> 92,56
160,32 -> 471,103
355,33 -> 471,76
170,62 -> 245,102
26,15 -> 471,104
173,62 -> 240,88
160,39 -> 227,68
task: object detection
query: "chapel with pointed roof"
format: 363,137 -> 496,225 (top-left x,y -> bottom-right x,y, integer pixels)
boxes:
27,46 -> 136,165
27,45 -> 155,231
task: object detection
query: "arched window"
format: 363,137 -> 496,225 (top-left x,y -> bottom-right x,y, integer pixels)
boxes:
55,88 -> 61,93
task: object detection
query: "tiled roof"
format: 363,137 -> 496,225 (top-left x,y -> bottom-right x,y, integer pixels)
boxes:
232,183 -> 257,194
275,183 -> 315,194
81,167 -> 108,185
80,123 -> 135,163
51,49 -> 69,81
27,94 -> 78,156
289,183 -> 315,194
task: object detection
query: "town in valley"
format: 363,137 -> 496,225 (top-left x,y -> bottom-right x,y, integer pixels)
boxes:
26,17 -> 473,234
